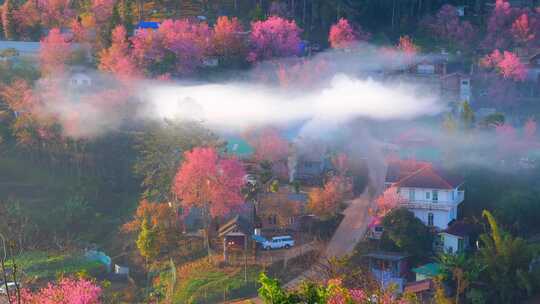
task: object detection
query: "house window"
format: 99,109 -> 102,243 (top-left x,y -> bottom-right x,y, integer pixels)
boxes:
432,190 -> 438,202
425,191 -> 431,200
428,213 -> 434,226
458,238 -> 464,252
451,190 -> 455,201
409,189 -> 415,201
417,64 -> 435,74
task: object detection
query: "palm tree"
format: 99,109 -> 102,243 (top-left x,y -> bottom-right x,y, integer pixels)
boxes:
477,210 -> 532,303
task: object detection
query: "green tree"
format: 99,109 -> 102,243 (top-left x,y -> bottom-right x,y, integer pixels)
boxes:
133,120 -> 218,201
381,208 -> 433,260
136,217 -> 159,261
442,113 -> 457,134
478,210 -> 532,303
460,101 -> 474,130
438,253 -> 484,304
479,113 -> 505,129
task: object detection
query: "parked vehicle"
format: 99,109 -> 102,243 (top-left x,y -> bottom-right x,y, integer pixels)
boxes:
252,234 -> 268,248
244,174 -> 257,185
0,282 -> 21,295
262,235 -> 295,250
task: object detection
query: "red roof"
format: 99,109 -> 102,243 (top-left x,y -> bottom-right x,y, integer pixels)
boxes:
404,279 -> 434,293
393,164 -> 463,190
385,160 -> 431,184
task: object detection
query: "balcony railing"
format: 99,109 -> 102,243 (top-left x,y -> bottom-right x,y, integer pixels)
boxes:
400,201 -> 454,211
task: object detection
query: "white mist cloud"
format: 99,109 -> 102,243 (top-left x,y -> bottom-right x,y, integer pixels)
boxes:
142,74 -> 443,132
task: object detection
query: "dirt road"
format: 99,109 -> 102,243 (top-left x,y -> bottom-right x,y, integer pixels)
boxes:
283,193 -> 373,289
324,193 -> 372,258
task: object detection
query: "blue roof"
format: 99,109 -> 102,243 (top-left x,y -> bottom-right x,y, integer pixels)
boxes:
225,137 -> 254,159
0,41 -> 40,57
136,21 -> 160,29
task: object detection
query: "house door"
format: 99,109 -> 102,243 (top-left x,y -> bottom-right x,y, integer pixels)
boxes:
428,213 -> 434,226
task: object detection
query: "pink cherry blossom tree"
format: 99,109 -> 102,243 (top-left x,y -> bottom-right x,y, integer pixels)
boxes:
131,18 -> 211,75
421,4 -> 476,52
375,186 -> 406,217
13,0 -> 41,40
328,18 -> 370,49
212,16 -> 246,64
245,127 -> 289,163
483,0 -> 519,50
14,277 -> 102,304
172,147 -> 245,255
511,13 -> 537,48
248,16 -> 301,62
39,28 -> 72,75
481,50 -> 527,81
38,0 -> 74,28
99,25 -> 141,81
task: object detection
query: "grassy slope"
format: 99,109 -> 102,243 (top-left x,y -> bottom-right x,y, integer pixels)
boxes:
6,251 -> 106,282
174,259 -> 261,304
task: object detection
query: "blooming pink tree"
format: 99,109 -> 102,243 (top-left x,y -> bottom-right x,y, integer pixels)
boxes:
511,13 -> 537,47
481,50 -> 527,81
40,28 -> 72,75
132,19 -> 211,75
172,147 -> 245,218
38,0 -> 74,28
13,0 -> 41,39
431,4 -> 475,47
99,25 -> 141,81
14,278 -> 102,304
329,18 -> 370,49
248,16 -> 301,62
375,186 -> 406,217
245,127 -> 289,163
172,147 -> 245,255
397,35 -> 418,64
212,16 -> 246,63
422,4 -> 476,52
91,0 -> 115,24
483,0 -> 518,49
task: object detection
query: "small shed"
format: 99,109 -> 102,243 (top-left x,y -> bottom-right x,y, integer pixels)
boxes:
218,216 -> 253,262
439,221 -> 477,254
404,279 -> 435,303
365,251 -> 409,292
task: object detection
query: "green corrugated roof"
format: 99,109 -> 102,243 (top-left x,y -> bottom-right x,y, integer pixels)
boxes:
225,137 -> 254,159
412,263 -> 441,277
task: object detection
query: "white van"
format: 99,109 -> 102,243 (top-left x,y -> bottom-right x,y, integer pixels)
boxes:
263,235 -> 295,250
0,282 -> 20,295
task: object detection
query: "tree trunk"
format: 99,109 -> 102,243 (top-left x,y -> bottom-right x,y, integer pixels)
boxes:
203,204 -> 212,260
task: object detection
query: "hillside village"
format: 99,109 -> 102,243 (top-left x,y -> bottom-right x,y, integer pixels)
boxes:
2,0 -> 540,304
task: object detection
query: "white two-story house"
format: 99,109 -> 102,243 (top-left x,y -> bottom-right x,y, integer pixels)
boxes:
385,161 -> 464,230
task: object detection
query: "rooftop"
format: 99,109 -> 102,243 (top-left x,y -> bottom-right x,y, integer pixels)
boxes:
442,220 -> 477,237
364,251 -> 409,261
218,215 -> 253,238
412,263 -> 442,277
225,137 -> 254,159
404,279 -> 434,293
390,162 -> 463,190
385,160 -> 431,184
